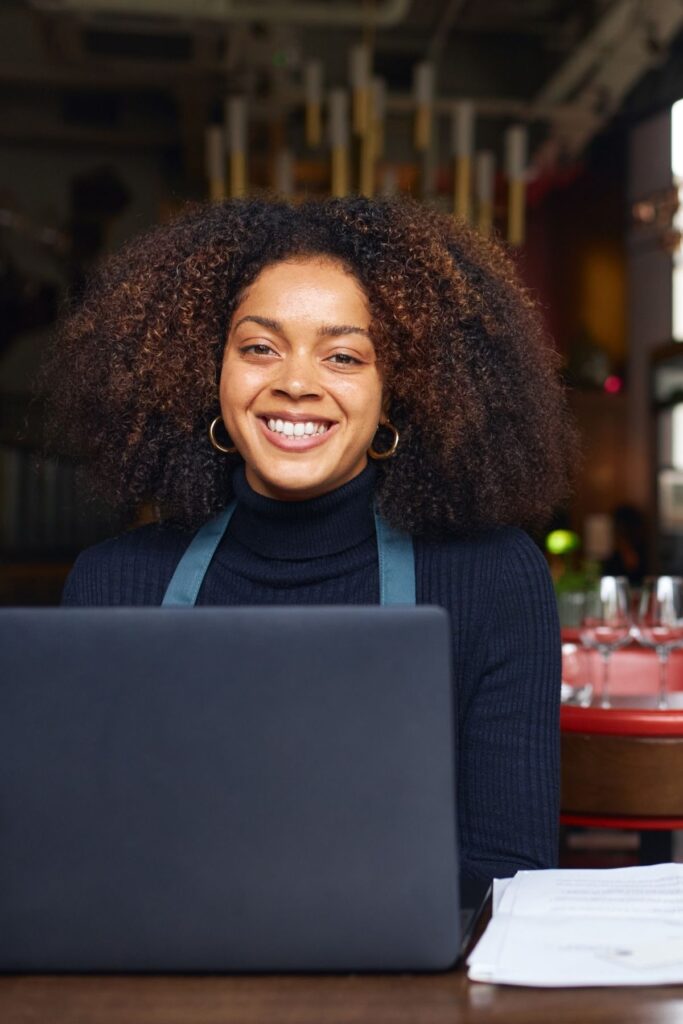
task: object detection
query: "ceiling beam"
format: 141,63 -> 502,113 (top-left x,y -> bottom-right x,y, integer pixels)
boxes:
0,119 -> 177,148
535,0 -> 683,156
28,0 -> 412,28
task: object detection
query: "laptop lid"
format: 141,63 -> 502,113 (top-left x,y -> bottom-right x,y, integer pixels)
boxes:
0,606 -> 459,972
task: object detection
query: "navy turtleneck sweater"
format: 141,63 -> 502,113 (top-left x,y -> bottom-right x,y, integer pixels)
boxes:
63,463 -> 561,887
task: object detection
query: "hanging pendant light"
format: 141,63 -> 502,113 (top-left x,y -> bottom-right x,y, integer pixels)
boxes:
329,88 -> 350,197
226,96 -> 247,198
451,101 -> 474,222
505,124 -> 527,246
205,124 -> 226,202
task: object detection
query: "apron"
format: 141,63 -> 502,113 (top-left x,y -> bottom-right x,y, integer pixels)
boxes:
161,501 -> 416,607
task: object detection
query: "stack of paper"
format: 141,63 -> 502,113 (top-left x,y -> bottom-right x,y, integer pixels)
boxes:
467,863 -> 683,987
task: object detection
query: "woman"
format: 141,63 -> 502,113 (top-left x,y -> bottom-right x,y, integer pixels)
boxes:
52,196 -> 570,889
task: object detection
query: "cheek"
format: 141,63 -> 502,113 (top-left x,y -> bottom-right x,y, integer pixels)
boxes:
217,363 -> 244,429
338,382 -> 383,440
219,361 -> 258,406
218,355 -> 232,394
353,373 -> 383,419
218,367 -> 229,404
334,367 -> 382,405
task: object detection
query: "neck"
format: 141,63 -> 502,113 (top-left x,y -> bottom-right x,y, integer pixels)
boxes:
228,462 -> 378,560
244,460 -> 369,504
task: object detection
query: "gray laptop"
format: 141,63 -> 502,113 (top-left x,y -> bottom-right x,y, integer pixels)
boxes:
0,605 -> 461,972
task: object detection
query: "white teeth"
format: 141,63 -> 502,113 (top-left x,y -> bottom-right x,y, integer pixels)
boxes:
265,418 -> 329,436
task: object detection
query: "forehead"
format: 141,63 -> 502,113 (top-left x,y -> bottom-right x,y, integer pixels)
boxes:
233,258 -> 370,321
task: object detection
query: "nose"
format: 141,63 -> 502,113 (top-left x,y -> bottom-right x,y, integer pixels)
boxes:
272,349 -> 322,401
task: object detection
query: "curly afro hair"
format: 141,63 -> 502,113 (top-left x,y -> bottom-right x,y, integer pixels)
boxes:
46,195 -> 573,538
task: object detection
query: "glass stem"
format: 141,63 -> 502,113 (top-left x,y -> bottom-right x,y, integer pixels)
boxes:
657,649 -> 670,711
600,651 -> 611,709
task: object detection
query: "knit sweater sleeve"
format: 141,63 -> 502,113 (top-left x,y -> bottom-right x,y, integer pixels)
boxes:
455,528 -> 561,886
61,524 -> 190,606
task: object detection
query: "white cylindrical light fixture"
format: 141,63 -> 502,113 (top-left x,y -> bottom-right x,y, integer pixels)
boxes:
475,150 -> 495,235
226,96 -> 247,198
205,124 -> 225,202
413,61 -> 435,151
381,164 -> 399,197
274,148 -> 294,197
305,59 -> 323,148
329,88 -> 350,197
504,123 -> 528,246
349,43 -> 370,136
360,75 -> 386,197
451,101 -> 474,222
372,76 -> 386,158
505,123 -> 527,178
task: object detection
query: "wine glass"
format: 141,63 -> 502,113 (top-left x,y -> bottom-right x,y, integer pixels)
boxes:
561,643 -> 593,706
579,577 -> 631,709
632,576 -> 683,710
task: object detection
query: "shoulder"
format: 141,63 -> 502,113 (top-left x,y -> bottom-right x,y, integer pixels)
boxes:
61,522 -> 192,606
482,526 -> 553,586
417,526 -> 550,591
415,527 -> 556,641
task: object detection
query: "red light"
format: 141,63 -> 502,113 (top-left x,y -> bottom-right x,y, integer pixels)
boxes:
604,375 -> 622,394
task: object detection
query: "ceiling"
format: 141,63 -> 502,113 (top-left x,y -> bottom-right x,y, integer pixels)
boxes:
3,0 -> 683,178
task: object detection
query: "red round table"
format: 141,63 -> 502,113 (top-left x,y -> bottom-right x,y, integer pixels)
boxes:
560,699 -> 683,830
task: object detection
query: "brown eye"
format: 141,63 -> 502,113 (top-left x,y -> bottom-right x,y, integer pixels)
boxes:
327,353 -> 362,365
241,344 -> 276,356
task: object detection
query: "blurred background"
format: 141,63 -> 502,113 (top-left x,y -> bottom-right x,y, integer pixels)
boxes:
2,0 -> 683,604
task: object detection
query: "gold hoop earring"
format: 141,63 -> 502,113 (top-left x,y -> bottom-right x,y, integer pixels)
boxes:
368,420 -> 399,460
208,416 -> 238,454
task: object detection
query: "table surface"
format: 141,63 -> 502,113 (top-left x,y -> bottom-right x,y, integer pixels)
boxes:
560,694 -> 683,735
2,970 -> 683,1024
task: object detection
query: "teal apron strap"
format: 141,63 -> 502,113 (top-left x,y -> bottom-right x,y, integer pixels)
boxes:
161,500 -> 415,607
373,510 -> 416,606
161,501 -> 237,607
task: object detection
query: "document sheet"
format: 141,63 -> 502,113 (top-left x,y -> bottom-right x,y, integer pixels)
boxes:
467,863 -> 683,987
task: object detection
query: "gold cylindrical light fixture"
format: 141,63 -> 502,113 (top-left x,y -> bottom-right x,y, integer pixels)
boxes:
505,124 -> 527,246
329,88 -> 350,197
274,148 -> 294,197
451,101 -> 474,222
305,59 -> 323,148
205,124 -> 225,202
413,61 -> 435,152
381,164 -> 399,197
359,77 -> 385,198
226,96 -> 247,198
372,76 -> 386,159
350,43 -> 370,136
359,129 -> 375,197
475,150 -> 495,236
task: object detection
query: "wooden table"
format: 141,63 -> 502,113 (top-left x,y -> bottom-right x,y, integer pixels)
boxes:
2,970 -> 683,1024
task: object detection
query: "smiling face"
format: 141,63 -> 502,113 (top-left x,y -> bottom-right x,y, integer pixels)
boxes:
219,257 -> 383,501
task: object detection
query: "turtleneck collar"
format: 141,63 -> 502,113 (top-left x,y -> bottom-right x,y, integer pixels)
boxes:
228,462 -> 378,560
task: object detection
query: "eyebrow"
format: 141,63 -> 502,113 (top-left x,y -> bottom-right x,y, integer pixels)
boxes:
233,315 -> 370,338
